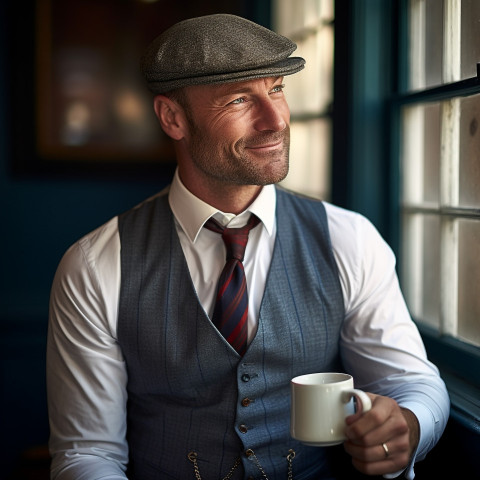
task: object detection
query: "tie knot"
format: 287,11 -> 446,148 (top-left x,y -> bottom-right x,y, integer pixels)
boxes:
204,215 -> 260,261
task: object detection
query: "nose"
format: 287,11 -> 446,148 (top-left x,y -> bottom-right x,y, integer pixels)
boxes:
253,98 -> 289,132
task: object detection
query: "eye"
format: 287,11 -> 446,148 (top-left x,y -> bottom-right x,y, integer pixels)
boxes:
271,84 -> 285,94
229,97 -> 246,105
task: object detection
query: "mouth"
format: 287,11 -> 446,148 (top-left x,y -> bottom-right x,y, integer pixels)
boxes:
246,140 -> 284,152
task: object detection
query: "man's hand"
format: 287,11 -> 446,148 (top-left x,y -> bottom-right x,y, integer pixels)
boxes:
343,393 -> 420,476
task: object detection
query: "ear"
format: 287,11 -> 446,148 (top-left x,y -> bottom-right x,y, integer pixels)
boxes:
153,95 -> 186,141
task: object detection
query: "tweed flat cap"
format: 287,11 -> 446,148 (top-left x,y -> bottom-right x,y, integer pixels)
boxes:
141,14 -> 305,94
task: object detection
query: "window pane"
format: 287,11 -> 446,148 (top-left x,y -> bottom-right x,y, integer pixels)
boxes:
424,0 -> 444,88
401,213 -> 441,328
459,94 -> 480,207
274,0 -> 334,200
461,0 -> 480,80
402,103 -> 441,204
405,0 -> 480,352
281,119 -> 331,199
409,0 -> 444,90
287,25 -> 334,115
458,219 -> 480,347
275,0 -> 334,36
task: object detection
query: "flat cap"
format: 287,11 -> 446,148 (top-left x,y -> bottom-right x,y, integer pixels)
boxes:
141,14 -> 305,94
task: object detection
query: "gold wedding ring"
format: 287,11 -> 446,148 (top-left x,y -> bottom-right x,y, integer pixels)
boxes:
382,442 -> 390,458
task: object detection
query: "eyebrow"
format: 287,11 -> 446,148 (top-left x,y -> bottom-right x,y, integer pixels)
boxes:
217,77 -> 284,98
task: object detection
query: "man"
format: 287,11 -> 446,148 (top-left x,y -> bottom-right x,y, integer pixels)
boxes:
47,14 -> 449,480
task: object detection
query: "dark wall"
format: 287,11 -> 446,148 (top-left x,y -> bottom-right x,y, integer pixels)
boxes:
0,4 -> 165,476
0,1 -> 270,476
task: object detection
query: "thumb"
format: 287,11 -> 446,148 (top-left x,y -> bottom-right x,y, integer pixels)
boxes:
346,392 -> 376,425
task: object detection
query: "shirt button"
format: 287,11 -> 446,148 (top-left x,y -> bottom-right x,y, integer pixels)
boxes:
241,397 -> 251,407
239,424 -> 248,433
241,374 -> 251,382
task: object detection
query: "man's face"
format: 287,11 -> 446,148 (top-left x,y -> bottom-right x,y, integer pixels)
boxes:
178,76 -> 291,187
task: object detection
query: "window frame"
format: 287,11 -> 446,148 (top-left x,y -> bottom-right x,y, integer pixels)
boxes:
392,0 -> 480,425
333,0 -> 480,428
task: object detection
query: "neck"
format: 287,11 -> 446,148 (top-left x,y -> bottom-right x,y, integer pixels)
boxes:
177,167 -> 263,215
208,186 -> 263,215
190,180 -> 262,215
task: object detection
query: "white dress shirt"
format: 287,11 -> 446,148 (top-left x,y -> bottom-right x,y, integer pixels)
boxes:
47,170 -> 449,480
168,169 -> 277,344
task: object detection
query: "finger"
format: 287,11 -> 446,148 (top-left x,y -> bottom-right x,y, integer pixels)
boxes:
350,449 -> 411,476
347,411 -> 408,447
344,437 -> 411,476
345,392 -> 378,426
345,395 -> 405,442
345,436 -> 408,462
351,456 -> 398,477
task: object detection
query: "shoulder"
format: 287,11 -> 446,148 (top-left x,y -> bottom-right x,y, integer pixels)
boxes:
322,202 -> 397,301
323,202 -> 390,252
118,187 -> 171,235
49,216 -> 121,339
275,186 -> 327,227
55,216 -> 120,292
276,186 -> 324,208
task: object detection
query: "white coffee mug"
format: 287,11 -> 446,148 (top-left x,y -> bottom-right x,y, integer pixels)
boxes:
290,372 -> 372,446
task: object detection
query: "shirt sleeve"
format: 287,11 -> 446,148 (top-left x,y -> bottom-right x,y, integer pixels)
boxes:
47,218 -> 129,479
325,203 -> 450,479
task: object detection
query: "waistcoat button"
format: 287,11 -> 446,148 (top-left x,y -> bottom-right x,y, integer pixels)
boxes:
239,424 -> 248,433
241,397 -> 251,407
241,374 -> 251,382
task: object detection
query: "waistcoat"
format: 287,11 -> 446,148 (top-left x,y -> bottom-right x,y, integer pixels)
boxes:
117,187 -> 345,480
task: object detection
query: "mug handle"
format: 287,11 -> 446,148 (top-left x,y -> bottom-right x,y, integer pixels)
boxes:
342,388 -> 372,414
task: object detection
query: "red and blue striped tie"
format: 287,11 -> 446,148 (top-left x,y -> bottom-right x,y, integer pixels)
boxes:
204,214 -> 260,356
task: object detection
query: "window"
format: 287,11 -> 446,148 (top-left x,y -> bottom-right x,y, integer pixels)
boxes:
398,0 -> 480,415
273,0 -> 334,200
400,0 -> 480,350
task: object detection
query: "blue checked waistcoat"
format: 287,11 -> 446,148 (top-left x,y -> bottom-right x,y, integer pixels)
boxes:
117,187 -> 345,480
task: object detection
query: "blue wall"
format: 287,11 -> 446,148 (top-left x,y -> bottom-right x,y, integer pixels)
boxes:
0,2 -> 171,474
0,2 -> 270,475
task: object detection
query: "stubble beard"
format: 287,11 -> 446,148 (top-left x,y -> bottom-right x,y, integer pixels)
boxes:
187,124 -> 291,187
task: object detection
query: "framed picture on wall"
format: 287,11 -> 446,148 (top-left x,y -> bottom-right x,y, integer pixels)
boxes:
33,0 -> 175,171
9,0 -> 250,176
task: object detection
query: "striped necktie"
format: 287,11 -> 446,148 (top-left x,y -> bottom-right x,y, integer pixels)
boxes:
204,214 -> 260,356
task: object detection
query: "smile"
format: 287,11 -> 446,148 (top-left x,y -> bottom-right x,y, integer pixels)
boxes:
246,141 -> 283,151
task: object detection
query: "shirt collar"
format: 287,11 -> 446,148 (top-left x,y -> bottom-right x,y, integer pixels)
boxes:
168,168 -> 276,243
